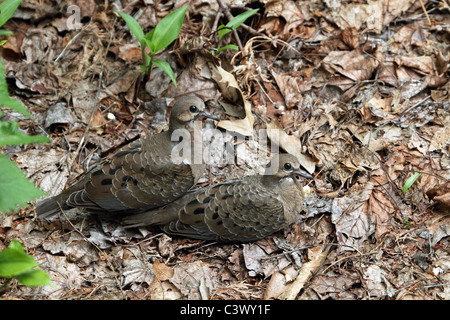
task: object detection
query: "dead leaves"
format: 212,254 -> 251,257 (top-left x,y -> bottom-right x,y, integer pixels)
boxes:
1,0 -> 450,301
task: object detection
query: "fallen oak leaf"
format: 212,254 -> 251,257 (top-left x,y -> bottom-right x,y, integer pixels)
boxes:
266,119 -> 315,174
210,64 -> 255,137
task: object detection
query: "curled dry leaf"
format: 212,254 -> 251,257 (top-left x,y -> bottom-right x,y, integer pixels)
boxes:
277,245 -> 330,300
266,119 -> 315,174
263,265 -> 298,299
210,64 -> 255,137
242,243 -> 291,278
271,71 -> 303,109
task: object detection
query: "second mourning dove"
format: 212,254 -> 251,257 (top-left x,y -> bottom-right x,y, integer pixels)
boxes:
123,154 -> 313,242
36,96 -> 219,218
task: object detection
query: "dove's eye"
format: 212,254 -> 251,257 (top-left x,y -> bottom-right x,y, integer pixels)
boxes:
284,163 -> 293,170
189,105 -> 198,113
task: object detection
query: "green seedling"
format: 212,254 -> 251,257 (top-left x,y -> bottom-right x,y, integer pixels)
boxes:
214,8 -> 259,54
115,6 -> 188,87
402,172 -> 422,193
0,0 -> 21,45
0,239 -> 51,288
0,0 -> 52,293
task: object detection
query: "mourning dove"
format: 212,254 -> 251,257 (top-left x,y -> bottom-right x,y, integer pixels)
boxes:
36,96 -> 219,218
123,154 -> 313,242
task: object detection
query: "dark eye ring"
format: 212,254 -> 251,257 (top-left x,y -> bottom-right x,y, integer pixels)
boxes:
189,105 -> 198,113
284,163 -> 292,170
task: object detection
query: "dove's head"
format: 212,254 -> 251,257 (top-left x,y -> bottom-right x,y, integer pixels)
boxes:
169,96 -> 220,131
266,154 -> 313,181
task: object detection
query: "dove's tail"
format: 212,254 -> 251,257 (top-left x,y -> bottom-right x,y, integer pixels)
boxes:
35,196 -> 70,219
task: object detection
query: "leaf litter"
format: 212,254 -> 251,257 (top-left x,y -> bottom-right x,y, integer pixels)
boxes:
0,0 -> 449,300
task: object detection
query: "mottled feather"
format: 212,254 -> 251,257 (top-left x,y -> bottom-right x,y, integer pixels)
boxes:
36,96 -> 218,218
123,154 -> 313,243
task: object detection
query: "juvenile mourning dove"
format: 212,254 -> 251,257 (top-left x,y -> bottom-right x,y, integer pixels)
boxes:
36,96 -> 219,218
123,154 -> 313,242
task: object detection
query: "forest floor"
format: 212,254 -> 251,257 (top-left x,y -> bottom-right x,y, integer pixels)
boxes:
0,0 -> 449,300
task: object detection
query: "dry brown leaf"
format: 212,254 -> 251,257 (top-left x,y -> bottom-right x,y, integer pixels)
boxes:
349,123 -> 403,152
370,189 -> 396,239
242,243 -> 291,278
266,119 -> 316,173
153,260 -> 175,281
210,65 -> 255,137
149,280 -> 182,300
117,44 -> 142,63
329,1 -> 383,33
394,56 -> 435,75
357,95 -> 398,123
320,49 -> 379,99
341,26 -> 359,49
271,71 -> 303,108
309,270 -> 363,299
263,265 -> 298,299
429,124 -> 450,153
277,245 -> 330,300
331,183 -> 375,252
426,182 -> 450,213
169,260 -> 220,299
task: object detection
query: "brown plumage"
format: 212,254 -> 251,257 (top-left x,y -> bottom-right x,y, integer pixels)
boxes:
123,154 -> 313,243
36,96 -> 219,218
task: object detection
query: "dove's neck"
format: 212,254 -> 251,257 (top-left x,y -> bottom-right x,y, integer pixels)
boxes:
262,175 -> 304,217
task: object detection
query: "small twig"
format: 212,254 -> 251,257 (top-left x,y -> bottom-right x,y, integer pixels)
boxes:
277,244 -> 331,300
418,0 -> 432,26
97,17 -> 116,99
211,9 -> 223,35
399,95 -> 431,116
54,28 -> 85,62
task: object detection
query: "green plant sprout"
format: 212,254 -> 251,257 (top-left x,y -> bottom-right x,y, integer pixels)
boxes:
214,8 -> 259,54
0,0 -> 51,293
402,172 -> 422,193
115,6 -> 188,87
0,0 -> 21,45
0,0 -> 49,214
0,239 -> 51,289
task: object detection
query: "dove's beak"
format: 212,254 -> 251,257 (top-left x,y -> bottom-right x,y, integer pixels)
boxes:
293,168 -> 314,180
196,110 -> 221,122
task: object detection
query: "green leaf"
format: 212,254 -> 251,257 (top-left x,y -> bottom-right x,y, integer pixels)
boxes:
402,172 -> 422,193
148,5 -> 188,54
14,269 -> 52,286
218,8 -> 259,40
114,10 -> 145,46
0,154 -> 46,213
0,121 -> 50,146
143,28 -> 155,44
0,59 -> 32,118
0,95 -> 32,118
216,44 -> 239,53
0,29 -> 13,36
153,59 -> 177,87
0,240 -> 37,277
7,239 -> 25,253
0,0 -> 22,28
217,24 -> 230,40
